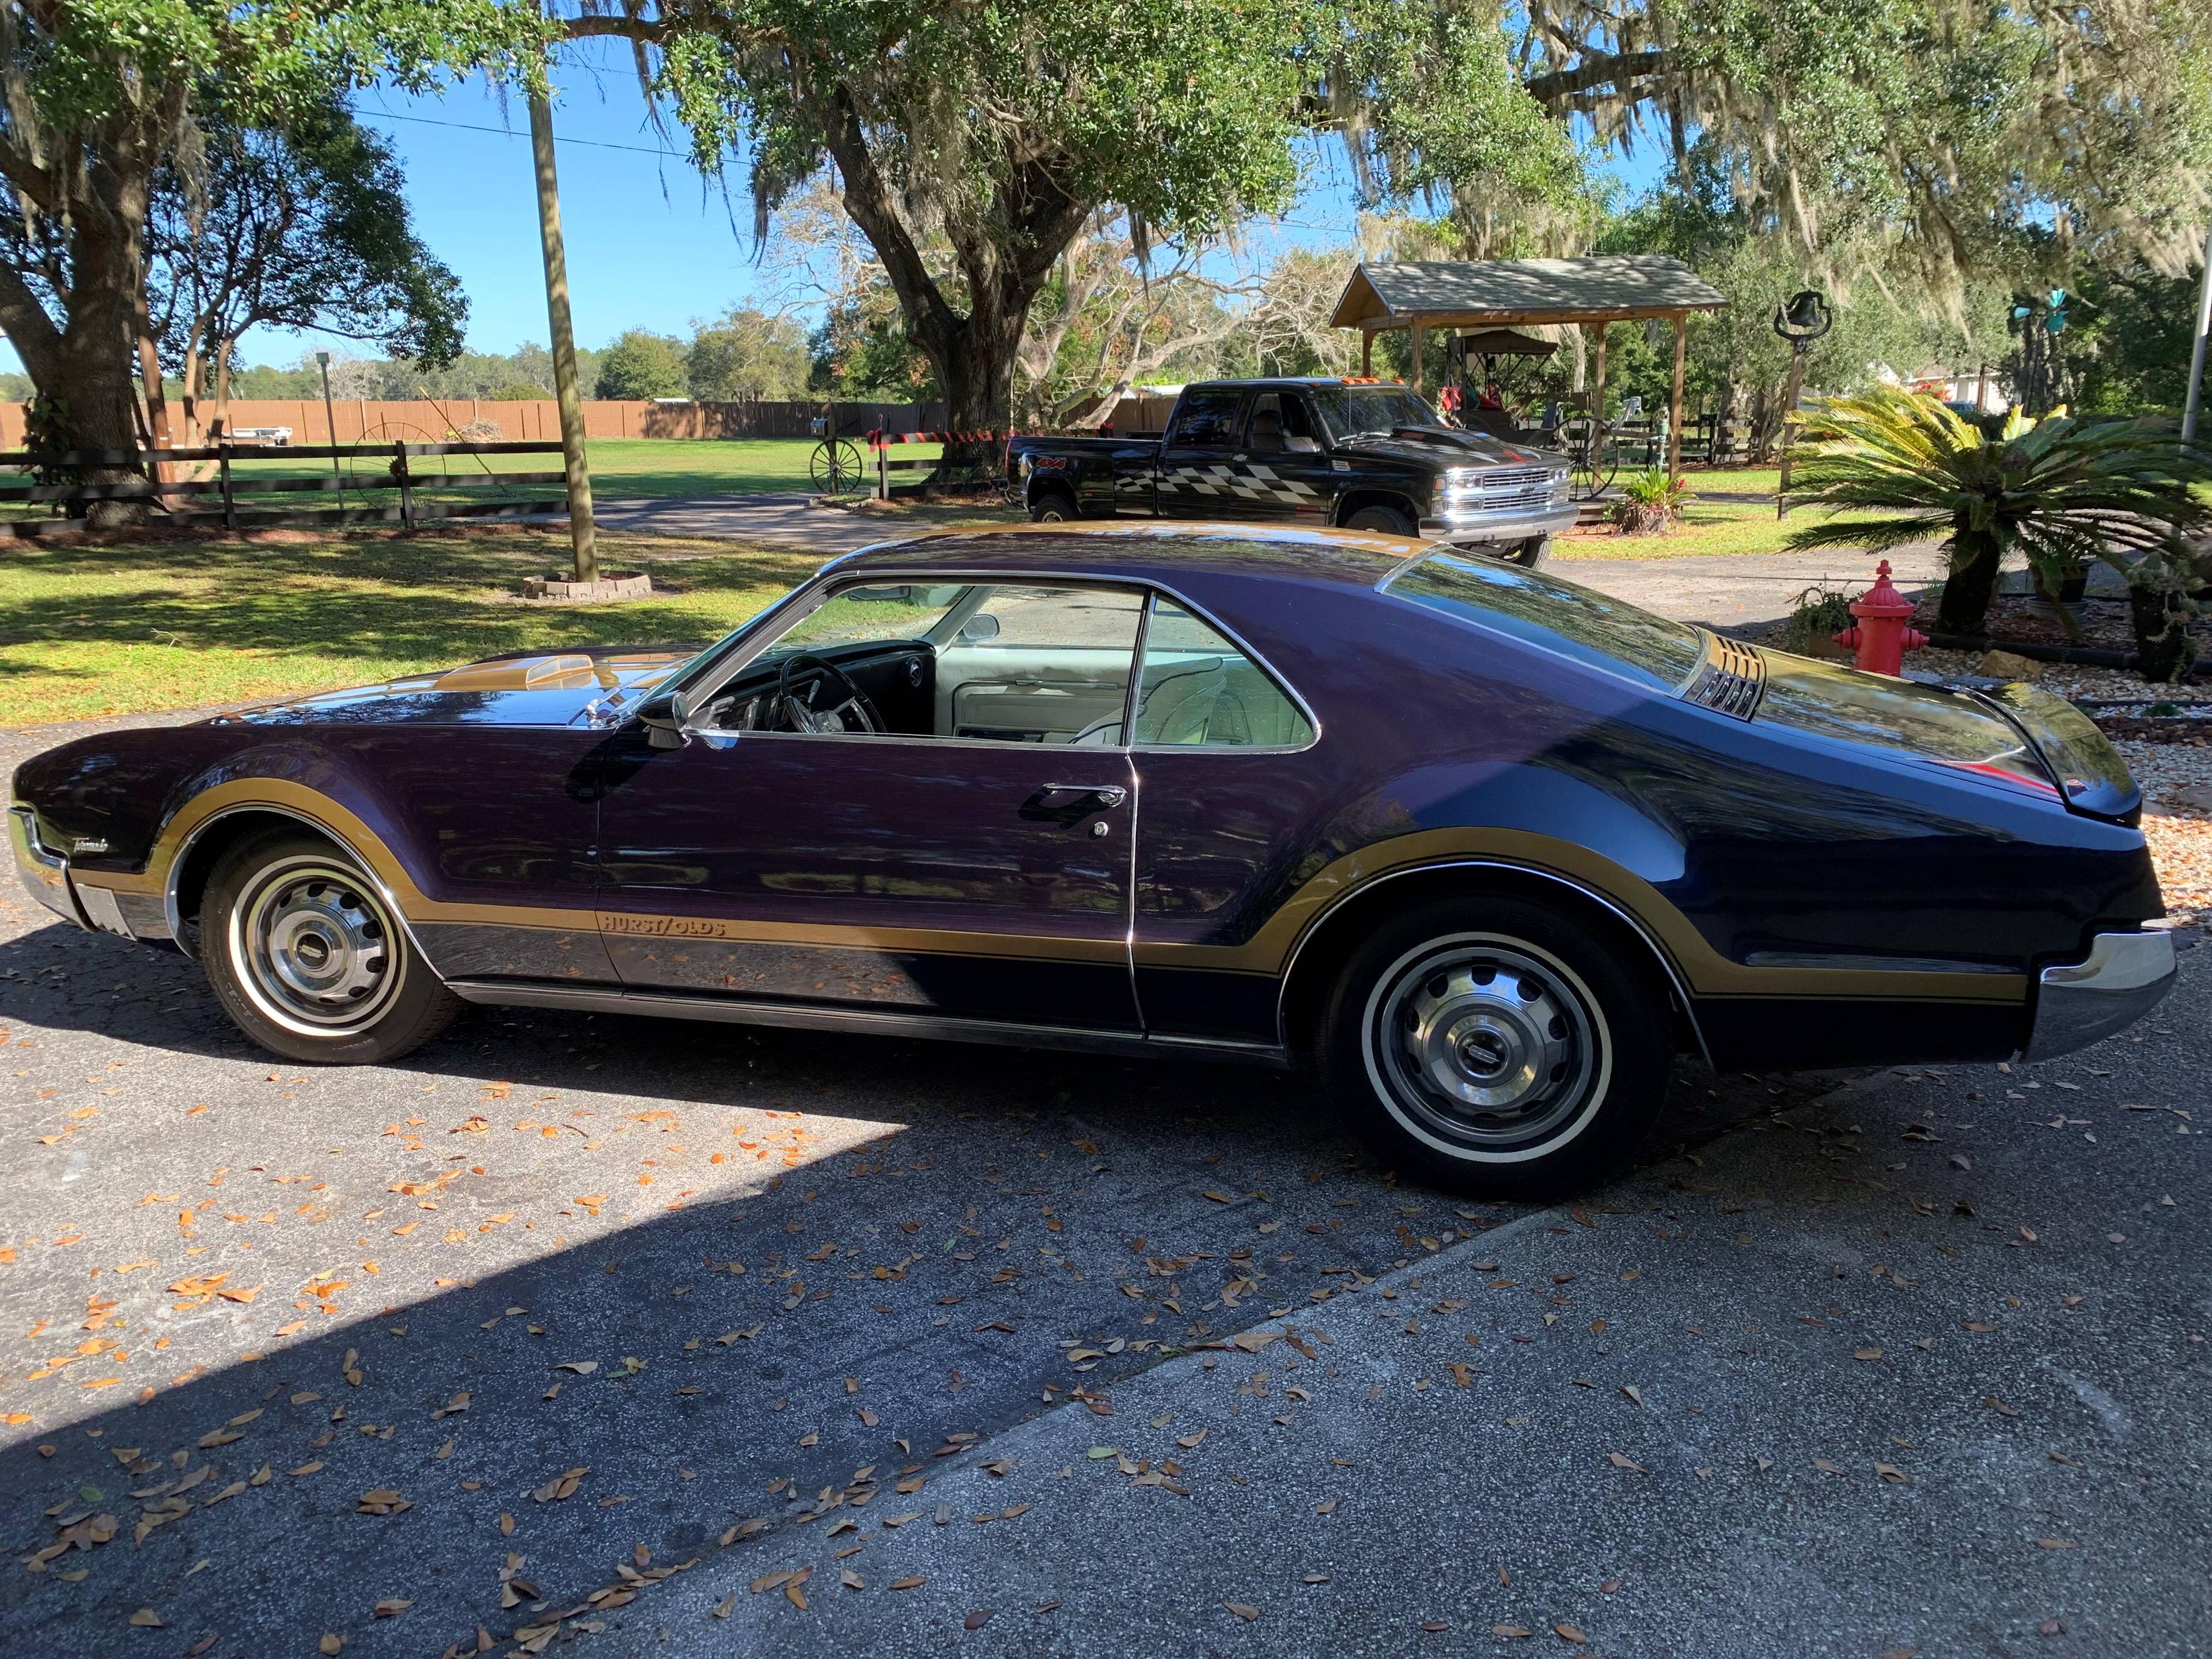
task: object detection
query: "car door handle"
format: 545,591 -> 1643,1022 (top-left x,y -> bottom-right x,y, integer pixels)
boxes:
1040,783 -> 1127,807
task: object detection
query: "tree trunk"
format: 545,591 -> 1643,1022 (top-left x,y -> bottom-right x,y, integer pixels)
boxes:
1938,524 -> 2004,635
210,338 -> 233,442
909,270 -> 1034,484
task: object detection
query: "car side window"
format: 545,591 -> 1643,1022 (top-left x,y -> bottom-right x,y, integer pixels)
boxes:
1132,598 -> 1315,749
934,585 -> 1147,745
1167,390 -> 1244,449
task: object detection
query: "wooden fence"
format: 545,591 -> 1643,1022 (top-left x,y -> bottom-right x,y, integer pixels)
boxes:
0,441 -> 568,536
0,399 -> 948,449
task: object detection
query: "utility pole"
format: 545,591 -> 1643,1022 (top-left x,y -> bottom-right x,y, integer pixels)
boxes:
2185,225 -> 2211,446
529,75 -> 597,584
315,350 -> 343,507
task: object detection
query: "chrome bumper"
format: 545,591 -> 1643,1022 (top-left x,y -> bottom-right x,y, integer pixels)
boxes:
9,805 -> 88,929
1419,501 -> 1580,549
2022,930 -> 2177,1060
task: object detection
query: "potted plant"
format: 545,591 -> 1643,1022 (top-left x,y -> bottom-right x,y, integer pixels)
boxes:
1782,387 -> 2212,679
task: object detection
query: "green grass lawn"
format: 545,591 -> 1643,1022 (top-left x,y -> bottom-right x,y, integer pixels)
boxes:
1555,498 -> 1885,560
0,527 -> 824,726
1684,464 -> 1782,497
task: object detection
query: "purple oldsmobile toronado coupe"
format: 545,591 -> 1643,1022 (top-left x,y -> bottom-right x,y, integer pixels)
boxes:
9,524 -> 2176,1194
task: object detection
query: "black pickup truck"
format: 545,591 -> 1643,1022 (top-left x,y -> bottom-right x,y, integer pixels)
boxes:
1006,377 -> 1575,566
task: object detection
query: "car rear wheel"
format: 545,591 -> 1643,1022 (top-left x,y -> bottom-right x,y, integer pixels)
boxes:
202,830 -> 459,1064
1318,896 -> 1669,1196
1030,487 -> 1078,523
1343,504 -> 1415,537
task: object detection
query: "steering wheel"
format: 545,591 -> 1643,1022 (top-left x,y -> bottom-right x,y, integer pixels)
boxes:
772,653 -> 883,734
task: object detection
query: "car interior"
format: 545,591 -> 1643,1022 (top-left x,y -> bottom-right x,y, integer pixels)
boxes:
1245,392 -> 1323,455
688,582 -> 1312,748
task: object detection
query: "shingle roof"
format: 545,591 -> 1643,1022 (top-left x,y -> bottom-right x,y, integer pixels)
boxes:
1332,257 -> 1728,329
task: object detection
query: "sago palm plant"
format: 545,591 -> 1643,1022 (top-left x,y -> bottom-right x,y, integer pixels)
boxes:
1782,387 -> 2212,680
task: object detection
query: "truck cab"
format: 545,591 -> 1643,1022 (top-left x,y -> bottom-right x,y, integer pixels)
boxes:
1007,377 -> 1577,567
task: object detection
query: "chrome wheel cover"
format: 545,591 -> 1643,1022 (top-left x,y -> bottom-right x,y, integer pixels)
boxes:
228,857 -> 404,1037
1362,934 -> 1608,1162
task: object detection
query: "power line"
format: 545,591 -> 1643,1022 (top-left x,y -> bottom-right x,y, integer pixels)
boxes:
352,106 -> 698,160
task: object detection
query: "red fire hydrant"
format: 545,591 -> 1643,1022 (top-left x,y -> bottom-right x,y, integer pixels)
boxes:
1833,559 -> 1929,676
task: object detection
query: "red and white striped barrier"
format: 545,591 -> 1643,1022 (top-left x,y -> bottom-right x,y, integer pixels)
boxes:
865,428 -> 1006,449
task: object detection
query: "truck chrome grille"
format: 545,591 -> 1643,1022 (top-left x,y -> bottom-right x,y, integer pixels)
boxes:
1682,634 -> 1766,719
1446,466 -> 1560,510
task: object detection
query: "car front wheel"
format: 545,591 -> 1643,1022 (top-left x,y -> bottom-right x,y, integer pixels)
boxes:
1319,897 -> 1669,1197
202,830 -> 460,1064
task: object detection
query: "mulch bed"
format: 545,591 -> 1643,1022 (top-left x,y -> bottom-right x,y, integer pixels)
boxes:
1908,592 -> 2149,652
2095,716 -> 2212,744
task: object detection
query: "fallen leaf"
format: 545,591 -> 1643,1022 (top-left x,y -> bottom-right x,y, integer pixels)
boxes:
1555,1624 -> 1588,1643
1224,1602 -> 1259,1621
129,1609 -> 164,1628
1607,1453 -> 1645,1473
319,1638 -> 346,1656
891,1576 -> 926,1590
372,1599 -> 412,1618
964,1610 -> 994,1630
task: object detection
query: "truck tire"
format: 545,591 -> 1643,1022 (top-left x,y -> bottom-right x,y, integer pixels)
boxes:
1506,535 -> 1552,570
1343,504 -> 1415,537
1316,895 -> 1670,1198
202,828 -> 461,1065
1030,486 -> 1079,523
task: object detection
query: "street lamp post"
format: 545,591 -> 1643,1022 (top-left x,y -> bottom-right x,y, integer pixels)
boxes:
315,350 -> 344,509
1772,290 -> 1832,519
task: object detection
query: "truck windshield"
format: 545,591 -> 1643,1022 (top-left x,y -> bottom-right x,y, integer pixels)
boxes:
1383,551 -> 1706,692
1308,385 -> 1443,442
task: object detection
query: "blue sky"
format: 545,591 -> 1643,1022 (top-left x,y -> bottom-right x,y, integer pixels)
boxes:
0,39 -> 1660,375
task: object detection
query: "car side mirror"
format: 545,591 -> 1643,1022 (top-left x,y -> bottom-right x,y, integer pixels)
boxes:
636,690 -> 687,750
957,612 -> 1001,643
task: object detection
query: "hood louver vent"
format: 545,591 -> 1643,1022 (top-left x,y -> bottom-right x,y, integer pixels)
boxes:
1682,634 -> 1766,719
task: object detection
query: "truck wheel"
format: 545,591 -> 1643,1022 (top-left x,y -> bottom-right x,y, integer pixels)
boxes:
1343,504 -> 1415,537
1316,896 -> 1669,1198
201,828 -> 460,1065
1030,487 -> 1079,523
1506,535 -> 1552,570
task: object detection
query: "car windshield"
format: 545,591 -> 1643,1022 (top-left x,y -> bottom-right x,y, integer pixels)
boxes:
1384,551 -> 1706,692
1307,385 -> 1444,442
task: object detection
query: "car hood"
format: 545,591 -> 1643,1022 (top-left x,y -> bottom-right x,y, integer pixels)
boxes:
213,647 -> 696,729
1333,429 -> 1567,472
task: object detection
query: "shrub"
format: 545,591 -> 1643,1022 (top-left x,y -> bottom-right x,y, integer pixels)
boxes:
1609,467 -> 1691,535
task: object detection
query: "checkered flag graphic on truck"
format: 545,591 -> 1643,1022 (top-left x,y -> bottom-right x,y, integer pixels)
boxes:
1157,463 -> 1326,507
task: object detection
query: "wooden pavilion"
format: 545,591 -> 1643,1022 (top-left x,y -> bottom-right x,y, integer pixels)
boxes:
1330,256 -> 1728,474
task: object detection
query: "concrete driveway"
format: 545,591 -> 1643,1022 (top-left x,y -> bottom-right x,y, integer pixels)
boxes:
3,853 -> 2200,1659
5,544 -> 2200,1659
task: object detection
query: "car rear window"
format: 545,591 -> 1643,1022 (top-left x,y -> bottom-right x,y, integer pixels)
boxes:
1382,552 -> 1705,692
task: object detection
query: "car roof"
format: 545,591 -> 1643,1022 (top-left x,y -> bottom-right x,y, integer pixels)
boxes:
836,522 -> 1415,590
1181,377 -> 1411,392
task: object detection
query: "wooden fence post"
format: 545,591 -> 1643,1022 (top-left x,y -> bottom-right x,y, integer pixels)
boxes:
396,441 -> 415,530
876,438 -> 888,501
219,446 -> 236,533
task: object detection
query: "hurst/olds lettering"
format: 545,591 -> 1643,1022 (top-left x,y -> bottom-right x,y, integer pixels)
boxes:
600,913 -> 740,940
